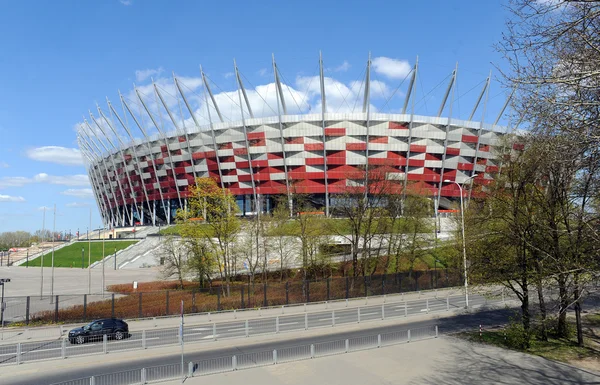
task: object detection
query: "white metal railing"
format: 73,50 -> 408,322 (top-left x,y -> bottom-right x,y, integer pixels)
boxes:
49,325 -> 439,385
1,291 -> 501,369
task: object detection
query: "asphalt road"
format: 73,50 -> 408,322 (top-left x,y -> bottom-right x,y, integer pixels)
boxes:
0,294 -> 491,367
0,297 -> 512,385
3,305 -> 515,385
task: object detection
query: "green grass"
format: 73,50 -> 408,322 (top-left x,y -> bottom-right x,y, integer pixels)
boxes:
459,319 -> 600,364
159,223 -> 214,237
160,217 -> 422,237
27,241 -> 139,268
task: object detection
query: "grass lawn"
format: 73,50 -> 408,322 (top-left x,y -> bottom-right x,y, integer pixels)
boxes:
458,315 -> 600,367
27,241 -> 139,268
160,217 -> 429,237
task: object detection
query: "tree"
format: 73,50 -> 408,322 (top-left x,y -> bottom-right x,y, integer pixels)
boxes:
266,199 -> 296,281
401,190 -> 433,278
330,167 -> 391,277
469,133 -> 600,347
185,177 -> 241,296
499,0 -> 600,346
158,235 -> 188,289
233,220 -> 261,285
177,220 -> 216,289
292,196 -> 326,279
467,139 -> 542,348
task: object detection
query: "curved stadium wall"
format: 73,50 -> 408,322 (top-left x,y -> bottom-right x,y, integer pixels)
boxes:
83,112 -> 505,227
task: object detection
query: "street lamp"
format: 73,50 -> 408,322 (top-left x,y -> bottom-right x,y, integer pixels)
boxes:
444,174 -> 477,308
0,278 -> 11,329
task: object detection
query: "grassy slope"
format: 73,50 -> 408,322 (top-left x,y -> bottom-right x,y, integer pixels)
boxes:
26,241 -> 139,268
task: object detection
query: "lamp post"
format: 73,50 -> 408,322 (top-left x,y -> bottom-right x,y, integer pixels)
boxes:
444,174 -> 477,308
0,278 -> 11,330
102,227 -> 105,298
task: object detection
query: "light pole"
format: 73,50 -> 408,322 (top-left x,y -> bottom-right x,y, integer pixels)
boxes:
0,278 -> 11,330
102,227 -> 105,298
444,174 -> 477,308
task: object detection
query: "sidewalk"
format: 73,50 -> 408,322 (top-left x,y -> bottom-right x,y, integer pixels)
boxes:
163,336 -> 600,385
0,286 -> 492,344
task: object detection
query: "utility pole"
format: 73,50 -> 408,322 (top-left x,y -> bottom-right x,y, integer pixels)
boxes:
40,207 -> 46,299
88,208 -> 92,295
51,204 -> 56,301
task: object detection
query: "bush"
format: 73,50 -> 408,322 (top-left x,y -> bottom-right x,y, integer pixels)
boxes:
504,315 -> 532,349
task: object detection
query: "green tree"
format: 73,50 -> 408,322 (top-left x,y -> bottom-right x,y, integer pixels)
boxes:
185,177 -> 241,296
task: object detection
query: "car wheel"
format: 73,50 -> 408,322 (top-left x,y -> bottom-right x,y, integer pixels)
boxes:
75,335 -> 85,345
114,330 -> 124,340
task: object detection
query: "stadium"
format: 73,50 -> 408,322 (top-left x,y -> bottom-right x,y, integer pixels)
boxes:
76,55 -> 510,228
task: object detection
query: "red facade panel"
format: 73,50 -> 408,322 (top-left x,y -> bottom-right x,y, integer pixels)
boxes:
445,147 -> 461,156
324,128 -> 346,136
461,135 -> 479,144
389,122 -> 408,129
457,162 -> 474,171
346,143 -> 367,151
409,144 -> 427,153
247,131 -> 265,140
304,143 -> 324,151
305,157 -> 325,165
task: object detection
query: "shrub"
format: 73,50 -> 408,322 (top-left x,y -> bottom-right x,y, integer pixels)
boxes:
504,315 -> 532,350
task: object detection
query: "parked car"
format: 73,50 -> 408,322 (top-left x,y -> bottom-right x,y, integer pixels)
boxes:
68,318 -> 129,344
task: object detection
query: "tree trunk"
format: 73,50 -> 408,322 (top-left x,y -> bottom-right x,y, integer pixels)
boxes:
534,259 -> 548,341
574,274 -> 584,347
557,274 -> 569,338
521,283 -> 531,349
352,242 -> 359,277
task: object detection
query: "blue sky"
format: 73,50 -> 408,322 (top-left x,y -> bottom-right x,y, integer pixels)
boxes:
0,0 -> 511,233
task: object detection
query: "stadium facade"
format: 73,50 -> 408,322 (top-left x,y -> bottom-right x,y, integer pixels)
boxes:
77,55 -> 510,227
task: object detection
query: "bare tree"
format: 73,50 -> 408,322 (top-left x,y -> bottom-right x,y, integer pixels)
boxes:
266,201 -> 296,281
158,235 -> 188,289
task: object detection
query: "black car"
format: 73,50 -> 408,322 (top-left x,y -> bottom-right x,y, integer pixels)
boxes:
68,318 -> 129,344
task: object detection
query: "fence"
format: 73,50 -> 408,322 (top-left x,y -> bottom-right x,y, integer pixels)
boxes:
0,292 -> 493,367
2,270 -> 463,325
48,325 -> 439,385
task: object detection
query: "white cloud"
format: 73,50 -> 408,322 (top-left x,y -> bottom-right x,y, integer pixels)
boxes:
372,57 -> 411,80
0,174 -> 89,189
296,75 -> 385,113
0,195 -> 25,203
258,68 -> 268,77
223,72 -> 234,79
66,202 -> 91,208
119,0 -> 132,5
135,67 -> 164,82
0,162 -> 8,168
33,173 -> 89,186
61,189 -> 94,198
334,61 -> 351,72
38,206 -> 52,211
26,146 -> 83,166
0,176 -> 31,189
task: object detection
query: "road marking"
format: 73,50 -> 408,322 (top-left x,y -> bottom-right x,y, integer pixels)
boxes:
226,327 -> 249,332
317,317 -> 340,321
191,328 -> 212,331
278,322 -> 299,326
360,312 -> 378,316
201,334 -> 219,339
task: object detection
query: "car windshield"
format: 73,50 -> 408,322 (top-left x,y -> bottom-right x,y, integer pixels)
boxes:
83,322 -> 93,331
